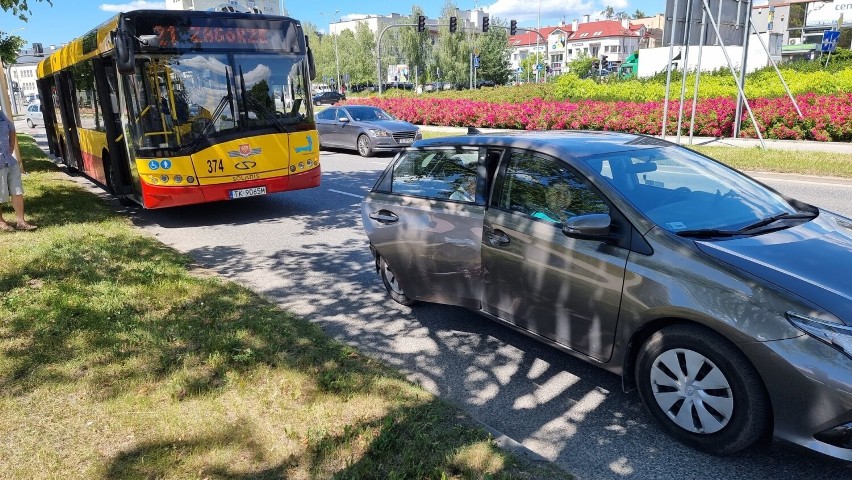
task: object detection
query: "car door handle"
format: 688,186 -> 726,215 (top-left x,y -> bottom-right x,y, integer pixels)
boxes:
488,229 -> 510,247
369,210 -> 399,224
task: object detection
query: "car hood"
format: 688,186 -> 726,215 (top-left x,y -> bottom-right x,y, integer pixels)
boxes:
695,213 -> 852,324
359,120 -> 417,132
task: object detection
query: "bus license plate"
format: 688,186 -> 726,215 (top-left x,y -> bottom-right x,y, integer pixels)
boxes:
398,138 -> 414,144
229,186 -> 267,199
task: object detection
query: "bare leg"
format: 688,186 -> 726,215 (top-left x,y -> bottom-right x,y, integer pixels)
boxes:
12,194 -> 24,223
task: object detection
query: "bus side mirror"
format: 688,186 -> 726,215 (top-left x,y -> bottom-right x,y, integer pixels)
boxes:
113,21 -> 135,75
305,35 -> 316,81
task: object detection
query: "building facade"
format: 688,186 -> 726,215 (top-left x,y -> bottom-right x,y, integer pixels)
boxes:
165,0 -> 282,14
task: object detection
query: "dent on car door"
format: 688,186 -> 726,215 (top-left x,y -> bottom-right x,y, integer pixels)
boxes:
363,147 -> 486,307
481,149 -> 628,361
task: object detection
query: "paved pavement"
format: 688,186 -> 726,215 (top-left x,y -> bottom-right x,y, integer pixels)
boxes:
419,125 -> 852,154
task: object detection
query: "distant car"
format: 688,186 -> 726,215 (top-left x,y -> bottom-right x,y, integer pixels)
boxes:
312,91 -> 345,106
315,105 -> 421,157
362,130 -> 852,462
25,102 -> 42,127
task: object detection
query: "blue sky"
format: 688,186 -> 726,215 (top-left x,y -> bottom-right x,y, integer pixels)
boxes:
1,0 -> 666,49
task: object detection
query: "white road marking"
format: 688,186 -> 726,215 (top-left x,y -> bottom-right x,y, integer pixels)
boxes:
328,189 -> 363,199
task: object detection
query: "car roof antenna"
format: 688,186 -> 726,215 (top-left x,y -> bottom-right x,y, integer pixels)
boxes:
467,126 -> 482,135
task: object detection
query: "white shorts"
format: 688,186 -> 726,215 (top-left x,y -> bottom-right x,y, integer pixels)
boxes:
0,160 -> 24,203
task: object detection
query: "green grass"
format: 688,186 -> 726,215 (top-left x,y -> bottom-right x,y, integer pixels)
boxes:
0,135 -> 571,480
420,130 -> 852,178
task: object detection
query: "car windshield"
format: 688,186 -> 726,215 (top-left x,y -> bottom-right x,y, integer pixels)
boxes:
585,146 -> 805,233
345,106 -> 393,121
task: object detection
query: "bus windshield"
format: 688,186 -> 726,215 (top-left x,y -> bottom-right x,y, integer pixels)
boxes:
124,52 -> 312,152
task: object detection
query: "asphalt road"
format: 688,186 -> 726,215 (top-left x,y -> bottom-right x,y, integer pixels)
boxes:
24,123 -> 852,479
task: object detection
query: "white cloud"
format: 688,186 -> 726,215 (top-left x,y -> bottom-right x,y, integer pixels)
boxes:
484,0 -> 597,24
100,1 -> 166,12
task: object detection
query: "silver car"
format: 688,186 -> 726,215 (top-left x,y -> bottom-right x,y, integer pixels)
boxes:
25,102 -> 42,128
361,130 -> 852,461
316,105 -> 421,157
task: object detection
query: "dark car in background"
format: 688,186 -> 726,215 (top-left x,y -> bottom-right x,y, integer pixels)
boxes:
316,105 -> 421,157
312,91 -> 345,105
361,130 -> 852,461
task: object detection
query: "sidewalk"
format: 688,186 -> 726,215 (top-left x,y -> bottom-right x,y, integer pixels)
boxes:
418,125 -> 852,154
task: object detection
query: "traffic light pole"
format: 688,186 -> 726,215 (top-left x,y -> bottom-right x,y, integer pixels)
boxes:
376,23 -> 417,95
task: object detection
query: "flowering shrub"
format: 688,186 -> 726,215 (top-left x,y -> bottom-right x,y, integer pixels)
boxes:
347,93 -> 852,141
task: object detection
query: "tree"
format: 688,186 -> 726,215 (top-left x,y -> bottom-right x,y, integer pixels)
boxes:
601,6 -> 615,20
1,0 -> 52,21
348,21 -> 376,86
476,18 -> 510,85
567,52 -> 595,77
615,12 -> 630,20
399,6 -> 432,85
519,52 -> 545,79
434,1 -> 468,87
0,33 -> 25,65
632,10 -> 647,19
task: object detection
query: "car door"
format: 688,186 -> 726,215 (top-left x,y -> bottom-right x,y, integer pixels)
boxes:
481,149 -> 628,362
315,108 -> 337,147
363,147 -> 487,308
332,108 -> 355,149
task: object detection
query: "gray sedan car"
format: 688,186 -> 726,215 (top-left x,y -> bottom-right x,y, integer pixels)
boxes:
361,130 -> 852,461
316,105 -> 421,157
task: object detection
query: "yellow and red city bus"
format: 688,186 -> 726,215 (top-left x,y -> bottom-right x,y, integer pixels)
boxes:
36,9 -> 320,208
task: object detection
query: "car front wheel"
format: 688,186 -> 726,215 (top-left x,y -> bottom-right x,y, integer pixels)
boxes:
635,324 -> 770,456
379,256 -> 415,306
27,118 -> 34,128
357,134 -> 373,157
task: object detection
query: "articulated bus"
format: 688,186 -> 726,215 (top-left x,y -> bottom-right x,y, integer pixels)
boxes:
36,9 -> 321,208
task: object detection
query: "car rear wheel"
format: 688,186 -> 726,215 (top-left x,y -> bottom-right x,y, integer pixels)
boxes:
635,324 -> 769,456
379,256 -> 415,306
27,118 -> 34,128
357,134 -> 373,157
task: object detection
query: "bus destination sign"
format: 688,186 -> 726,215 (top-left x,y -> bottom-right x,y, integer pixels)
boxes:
153,25 -> 273,48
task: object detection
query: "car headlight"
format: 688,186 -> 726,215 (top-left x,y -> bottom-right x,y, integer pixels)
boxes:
368,129 -> 391,137
415,130 -> 422,140
786,311 -> 852,358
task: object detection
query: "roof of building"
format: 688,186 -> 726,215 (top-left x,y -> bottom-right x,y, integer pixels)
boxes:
508,26 -> 572,47
567,20 -> 640,40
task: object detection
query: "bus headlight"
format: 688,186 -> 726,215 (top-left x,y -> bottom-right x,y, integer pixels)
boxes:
160,174 -> 169,183
174,175 -> 183,183
187,176 -> 195,184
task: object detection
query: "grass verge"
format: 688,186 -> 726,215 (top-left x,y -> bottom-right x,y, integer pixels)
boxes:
420,130 -> 852,178
0,134 -> 571,480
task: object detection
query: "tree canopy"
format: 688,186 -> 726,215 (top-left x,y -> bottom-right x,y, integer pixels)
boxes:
1,0 -> 52,21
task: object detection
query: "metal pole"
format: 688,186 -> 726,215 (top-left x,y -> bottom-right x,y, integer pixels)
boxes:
701,0 -> 765,149
749,18 -> 803,118
689,10 -> 708,145
333,11 -> 342,94
661,0 -> 680,139
676,0 -> 695,144
733,0 -> 753,138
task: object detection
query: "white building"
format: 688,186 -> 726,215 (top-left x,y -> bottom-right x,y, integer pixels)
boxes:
329,9 -> 486,36
165,0 -> 282,14
508,16 -> 644,76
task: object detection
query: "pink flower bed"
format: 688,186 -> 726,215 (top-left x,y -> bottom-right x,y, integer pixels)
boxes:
347,93 -> 852,142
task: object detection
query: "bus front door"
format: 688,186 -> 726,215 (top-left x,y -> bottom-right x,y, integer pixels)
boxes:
94,58 -> 135,197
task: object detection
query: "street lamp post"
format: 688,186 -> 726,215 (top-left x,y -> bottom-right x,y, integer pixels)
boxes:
2,27 -> 26,116
320,10 -> 342,94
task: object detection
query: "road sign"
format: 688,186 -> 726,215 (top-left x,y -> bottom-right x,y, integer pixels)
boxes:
822,30 -> 840,53
473,55 -> 480,68
517,67 -> 523,73
536,64 -> 543,71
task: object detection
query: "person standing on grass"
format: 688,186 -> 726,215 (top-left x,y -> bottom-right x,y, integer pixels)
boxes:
0,109 -> 36,231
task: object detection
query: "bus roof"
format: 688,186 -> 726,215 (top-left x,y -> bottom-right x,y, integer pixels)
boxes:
37,10 -> 302,80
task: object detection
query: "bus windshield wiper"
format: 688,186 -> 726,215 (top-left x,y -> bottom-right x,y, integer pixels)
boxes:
738,211 -> 817,232
238,66 -> 287,133
182,67 -> 235,151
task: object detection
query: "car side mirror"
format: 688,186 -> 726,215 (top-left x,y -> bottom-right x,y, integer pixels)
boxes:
338,117 -> 349,122
561,213 -> 612,238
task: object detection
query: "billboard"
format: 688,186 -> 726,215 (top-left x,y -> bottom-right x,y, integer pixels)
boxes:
664,0 -> 751,46
806,1 -> 852,28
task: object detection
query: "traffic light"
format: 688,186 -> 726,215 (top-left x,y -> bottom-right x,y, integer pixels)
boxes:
449,16 -> 457,33
417,15 -> 426,33
482,16 -> 490,32
510,20 -> 517,36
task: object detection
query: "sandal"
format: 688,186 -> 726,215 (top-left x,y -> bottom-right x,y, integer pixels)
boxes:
0,221 -> 13,232
14,221 -> 37,231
